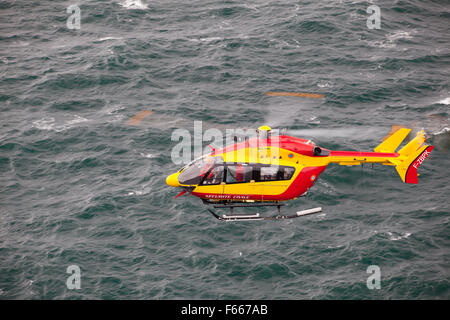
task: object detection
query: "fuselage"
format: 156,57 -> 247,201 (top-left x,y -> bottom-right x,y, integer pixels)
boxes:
166,133 -> 401,203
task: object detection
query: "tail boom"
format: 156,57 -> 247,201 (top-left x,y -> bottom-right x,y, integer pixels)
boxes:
328,151 -> 399,166
326,129 -> 434,184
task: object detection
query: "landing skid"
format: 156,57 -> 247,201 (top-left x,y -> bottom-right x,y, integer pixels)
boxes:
206,205 -> 322,221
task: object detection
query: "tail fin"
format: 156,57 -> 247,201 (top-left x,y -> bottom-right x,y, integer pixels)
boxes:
395,145 -> 434,183
388,130 -> 434,184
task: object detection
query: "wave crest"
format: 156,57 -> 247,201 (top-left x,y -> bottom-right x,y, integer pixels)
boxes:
119,0 -> 148,10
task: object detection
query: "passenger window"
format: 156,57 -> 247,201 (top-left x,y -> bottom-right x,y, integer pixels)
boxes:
226,164 -> 253,183
202,166 -> 224,185
283,167 -> 295,180
260,166 -> 279,181
259,166 -> 295,181
241,166 -> 253,182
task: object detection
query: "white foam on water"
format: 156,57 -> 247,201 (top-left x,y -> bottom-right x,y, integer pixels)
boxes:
307,116 -> 321,124
317,81 -> 333,88
387,31 -> 413,41
386,232 -> 412,241
127,185 -> 151,196
200,37 -> 222,42
271,39 -> 301,49
128,190 -> 144,196
437,97 -> 450,105
65,115 -> 88,125
10,41 -> 30,47
119,0 -> 148,10
104,105 -> 125,115
140,153 -> 156,159
327,244 -> 343,249
314,213 -> 327,221
32,117 -> 56,131
371,40 -> 396,49
433,127 -> 450,136
102,105 -> 125,122
189,37 -> 223,44
369,30 -> 414,49
32,115 -> 89,132
95,37 -> 123,42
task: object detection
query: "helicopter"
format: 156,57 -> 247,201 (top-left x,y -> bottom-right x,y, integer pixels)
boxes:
166,125 -> 434,221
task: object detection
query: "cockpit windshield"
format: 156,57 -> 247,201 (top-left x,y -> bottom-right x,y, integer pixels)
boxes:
178,155 -> 222,186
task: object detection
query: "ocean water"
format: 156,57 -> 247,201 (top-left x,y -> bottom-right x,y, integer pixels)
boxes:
0,0 -> 449,299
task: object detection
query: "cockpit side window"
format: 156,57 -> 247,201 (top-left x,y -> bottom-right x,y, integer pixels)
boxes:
201,166 -> 224,185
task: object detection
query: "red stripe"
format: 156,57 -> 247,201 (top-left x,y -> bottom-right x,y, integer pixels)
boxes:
329,151 -> 399,158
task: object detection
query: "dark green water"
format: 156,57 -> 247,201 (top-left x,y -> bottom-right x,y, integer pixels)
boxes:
0,0 -> 449,299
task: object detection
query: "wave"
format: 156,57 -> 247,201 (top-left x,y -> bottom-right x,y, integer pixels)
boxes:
386,232 -> 412,241
140,153 -> 156,159
317,81 -> 333,88
118,0 -> 148,10
437,97 -> 450,105
127,186 -> 151,196
32,115 -> 88,132
387,31 -> 413,42
370,30 -> 414,49
189,37 -> 223,44
65,115 -> 89,125
94,37 -> 123,42
432,127 -> 449,136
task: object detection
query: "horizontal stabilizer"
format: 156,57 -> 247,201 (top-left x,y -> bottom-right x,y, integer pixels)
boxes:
374,128 -> 411,153
398,130 -> 427,157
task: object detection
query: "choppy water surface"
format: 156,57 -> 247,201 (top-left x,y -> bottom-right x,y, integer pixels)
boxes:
0,0 -> 449,299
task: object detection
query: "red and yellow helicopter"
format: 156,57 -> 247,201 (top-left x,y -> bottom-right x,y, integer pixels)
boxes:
166,126 -> 434,221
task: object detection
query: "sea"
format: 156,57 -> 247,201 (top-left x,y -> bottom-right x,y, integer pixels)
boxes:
0,0 -> 449,299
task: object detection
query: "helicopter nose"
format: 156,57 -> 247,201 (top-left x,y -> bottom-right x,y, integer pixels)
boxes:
166,172 -> 180,187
